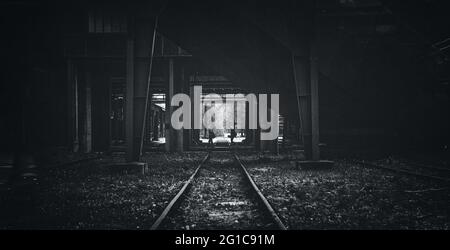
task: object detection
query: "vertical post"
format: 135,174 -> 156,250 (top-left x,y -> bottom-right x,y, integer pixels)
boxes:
260,94 -> 267,151
245,101 -> 250,144
183,66 -> 191,151
190,84 -> 202,145
164,58 -> 185,152
152,110 -> 159,141
282,116 -> 287,151
272,97 -> 279,155
310,34 -> 320,160
80,69 -> 92,153
268,94 -> 279,154
127,17 -> 160,161
139,16 -> 159,157
189,84 -> 194,146
176,62 -> 184,152
165,58 -> 174,152
255,94 -> 261,151
292,55 -> 312,159
67,59 -> 78,152
73,64 -> 79,153
160,111 -> 164,139
85,72 -> 92,153
104,69 -> 112,152
125,36 -> 136,161
90,64 -> 111,152
289,0 -> 319,161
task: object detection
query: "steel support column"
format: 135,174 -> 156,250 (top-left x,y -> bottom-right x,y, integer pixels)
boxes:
165,58 -> 186,152
125,36 -> 136,161
67,59 -> 79,152
126,18 -> 156,161
79,68 -> 92,153
289,0 -> 320,160
165,58 -> 175,152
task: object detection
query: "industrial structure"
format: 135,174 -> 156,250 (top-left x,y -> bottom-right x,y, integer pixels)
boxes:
0,0 -> 449,230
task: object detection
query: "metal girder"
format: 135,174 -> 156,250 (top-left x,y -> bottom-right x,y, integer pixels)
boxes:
289,0 -> 321,161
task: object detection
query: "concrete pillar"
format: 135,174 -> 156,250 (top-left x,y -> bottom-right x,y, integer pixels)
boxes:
165,58 -> 185,152
165,59 -> 175,152
255,127 -> 261,151
258,94 -> 279,153
125,35 -> 136,161
134,25 -> 152,156
79,69 -> 92,153
67,59 -> 79,152
125,18 -> 156,161
255,95 -> 261,151
152,110 -> 159,141
91,64 -> 111,152
182,68 -> 191,150
281,115 -> 288,151
255,94 -> 264,151
244,101 -> 252,144
269,95 -> 279,154
289,0 -> 320,160
73,64 -> 79,153
310,39 -> 320,160
293,55 -> 313,158
176,62 -> 184,153
189,85 -> 194,146
159,111 -> 163,140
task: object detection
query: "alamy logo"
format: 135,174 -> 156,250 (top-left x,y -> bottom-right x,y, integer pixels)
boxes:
170,86 -> 279,140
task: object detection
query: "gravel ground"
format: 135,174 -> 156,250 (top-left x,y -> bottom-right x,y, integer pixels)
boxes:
371,157 -> 450,179
0,152 -> 207,229
236,151 -> 305,164
163,152 -> 276,230
3,150 -> 448,230
241,158 -> 450,229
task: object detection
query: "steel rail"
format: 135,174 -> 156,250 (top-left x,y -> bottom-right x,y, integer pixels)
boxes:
150,153 -> 210,230
234,154 -> 288,230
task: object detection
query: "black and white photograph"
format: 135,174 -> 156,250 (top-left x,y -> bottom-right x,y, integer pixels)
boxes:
0,0 -> 449,247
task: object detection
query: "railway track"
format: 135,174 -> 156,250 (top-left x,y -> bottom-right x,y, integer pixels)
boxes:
151,151 -> 287,230
353,158 -> 450,185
